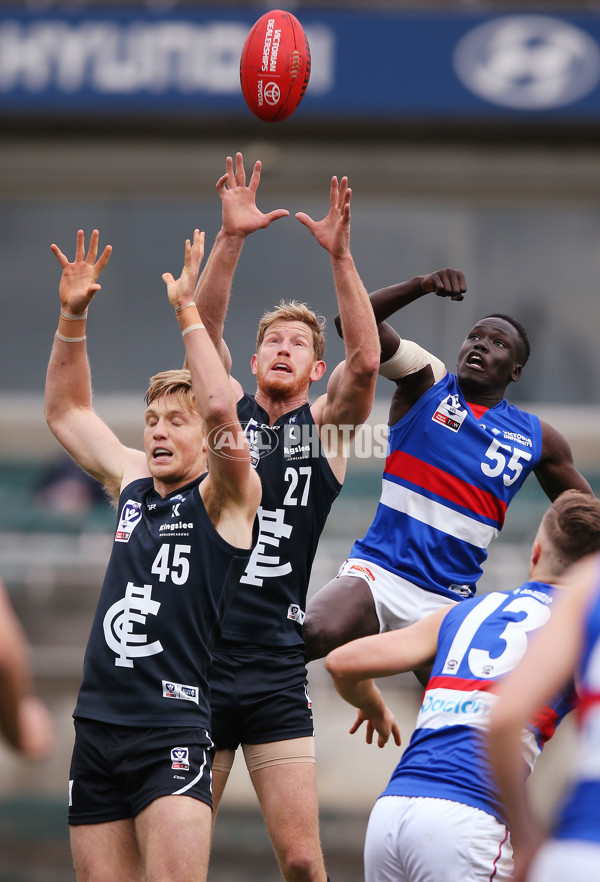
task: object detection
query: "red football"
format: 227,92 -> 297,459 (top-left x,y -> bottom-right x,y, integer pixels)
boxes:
240,9 -> 311,123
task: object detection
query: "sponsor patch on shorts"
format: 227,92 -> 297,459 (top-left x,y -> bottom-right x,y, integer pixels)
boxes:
171,746 -> 190,770
338,560 -> 376,581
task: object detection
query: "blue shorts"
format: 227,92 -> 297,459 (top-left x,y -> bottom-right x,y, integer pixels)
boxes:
68,718 -> 214,825
209,643 -> 314,750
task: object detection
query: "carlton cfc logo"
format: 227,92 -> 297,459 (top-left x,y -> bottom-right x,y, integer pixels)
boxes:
264,82 -> 281,105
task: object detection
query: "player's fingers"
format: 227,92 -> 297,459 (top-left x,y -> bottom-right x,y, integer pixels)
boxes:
50,243 -> 69,267
192,230 -> 206,264
329,175 -> 339,206
95,245 -> 113,274
452,269 -> 467,300
235,152 -> 247,187
338,176 -> 349,206
216,172 -> 229,193
294,211 -> 314,231
86,229 -> 99,263
224,155 -> 235,187
264,209 -> 290,225
249,159 -> 262,192
75,229 -> 86,262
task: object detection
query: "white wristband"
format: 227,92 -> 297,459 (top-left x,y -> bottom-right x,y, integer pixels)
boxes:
60,307 -> 88,321
181,323 -> 205,337
175,302 -> 196,314
55,331 -> 86,343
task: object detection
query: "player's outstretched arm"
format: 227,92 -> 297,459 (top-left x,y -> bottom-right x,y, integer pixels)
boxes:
326,607 -> 448,747
194,152 -> 288,371
164,230 -> 261,544
0,578 -> 54,759
45,230 -> 145,501
487,555 -> 598,881
535,420 -> 593,500
297,176 -> 379,449
334,268 -> 467,360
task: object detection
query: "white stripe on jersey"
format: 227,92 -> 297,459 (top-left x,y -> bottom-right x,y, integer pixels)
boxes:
417,686 -> 497,732
417,685 -> 541,770
380,480 -> 499,549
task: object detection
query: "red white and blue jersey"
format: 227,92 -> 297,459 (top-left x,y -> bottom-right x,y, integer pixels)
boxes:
554,560 -> 600,845
381,582 -> 574,826
351,373 -> 542,599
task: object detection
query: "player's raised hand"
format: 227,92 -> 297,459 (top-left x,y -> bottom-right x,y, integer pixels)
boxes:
296,175 -> 352,259
217,152 -> 289,237
349,705 -> 402,749
420,268 -> 466,301
51,229 -> 112,315
17,695 -> 55,761
162,229 -> 205,309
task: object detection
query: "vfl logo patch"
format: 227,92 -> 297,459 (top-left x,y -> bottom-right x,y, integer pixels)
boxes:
287,604 -> 305,624
115,500 -> 143,543
171,746 -> 190,771
432,394 -> 467,433
163,680 -> 199,704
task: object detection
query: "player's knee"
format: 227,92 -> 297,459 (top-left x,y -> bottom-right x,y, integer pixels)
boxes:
279,842 -> 324,882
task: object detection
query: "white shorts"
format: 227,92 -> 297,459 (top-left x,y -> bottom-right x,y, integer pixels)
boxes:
337,558 -> 457,632
364,796 -> 513,882
528,839 -> 600,882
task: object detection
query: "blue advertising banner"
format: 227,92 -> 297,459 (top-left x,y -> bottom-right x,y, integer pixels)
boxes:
0,6 -> 599,120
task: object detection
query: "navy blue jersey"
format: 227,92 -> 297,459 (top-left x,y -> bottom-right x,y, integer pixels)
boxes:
218,394 -> 342,646
74,475 -> 252,730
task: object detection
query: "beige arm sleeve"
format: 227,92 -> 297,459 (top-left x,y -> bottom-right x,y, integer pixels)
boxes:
378,339 -> 446,382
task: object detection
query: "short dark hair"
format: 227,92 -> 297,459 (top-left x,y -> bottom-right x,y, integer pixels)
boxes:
543,490 -> 600,570
484,313 -> 530,367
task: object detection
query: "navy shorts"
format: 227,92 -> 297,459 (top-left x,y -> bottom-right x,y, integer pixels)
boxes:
68,718 -> 214,825
209,643 -> 314,750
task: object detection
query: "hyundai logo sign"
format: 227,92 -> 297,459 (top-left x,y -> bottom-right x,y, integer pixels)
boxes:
453,15 -> 600,109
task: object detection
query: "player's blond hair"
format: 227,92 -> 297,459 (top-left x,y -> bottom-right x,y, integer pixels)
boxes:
256,300 -> 326,361
543,489 -> 600,571
145,369 -> 198,414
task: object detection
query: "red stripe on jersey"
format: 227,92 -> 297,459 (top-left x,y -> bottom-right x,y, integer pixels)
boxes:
426,675 -> 498,694
529,703 -> 561,746
384,450 -> 507,524
575,690 -> 599,725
